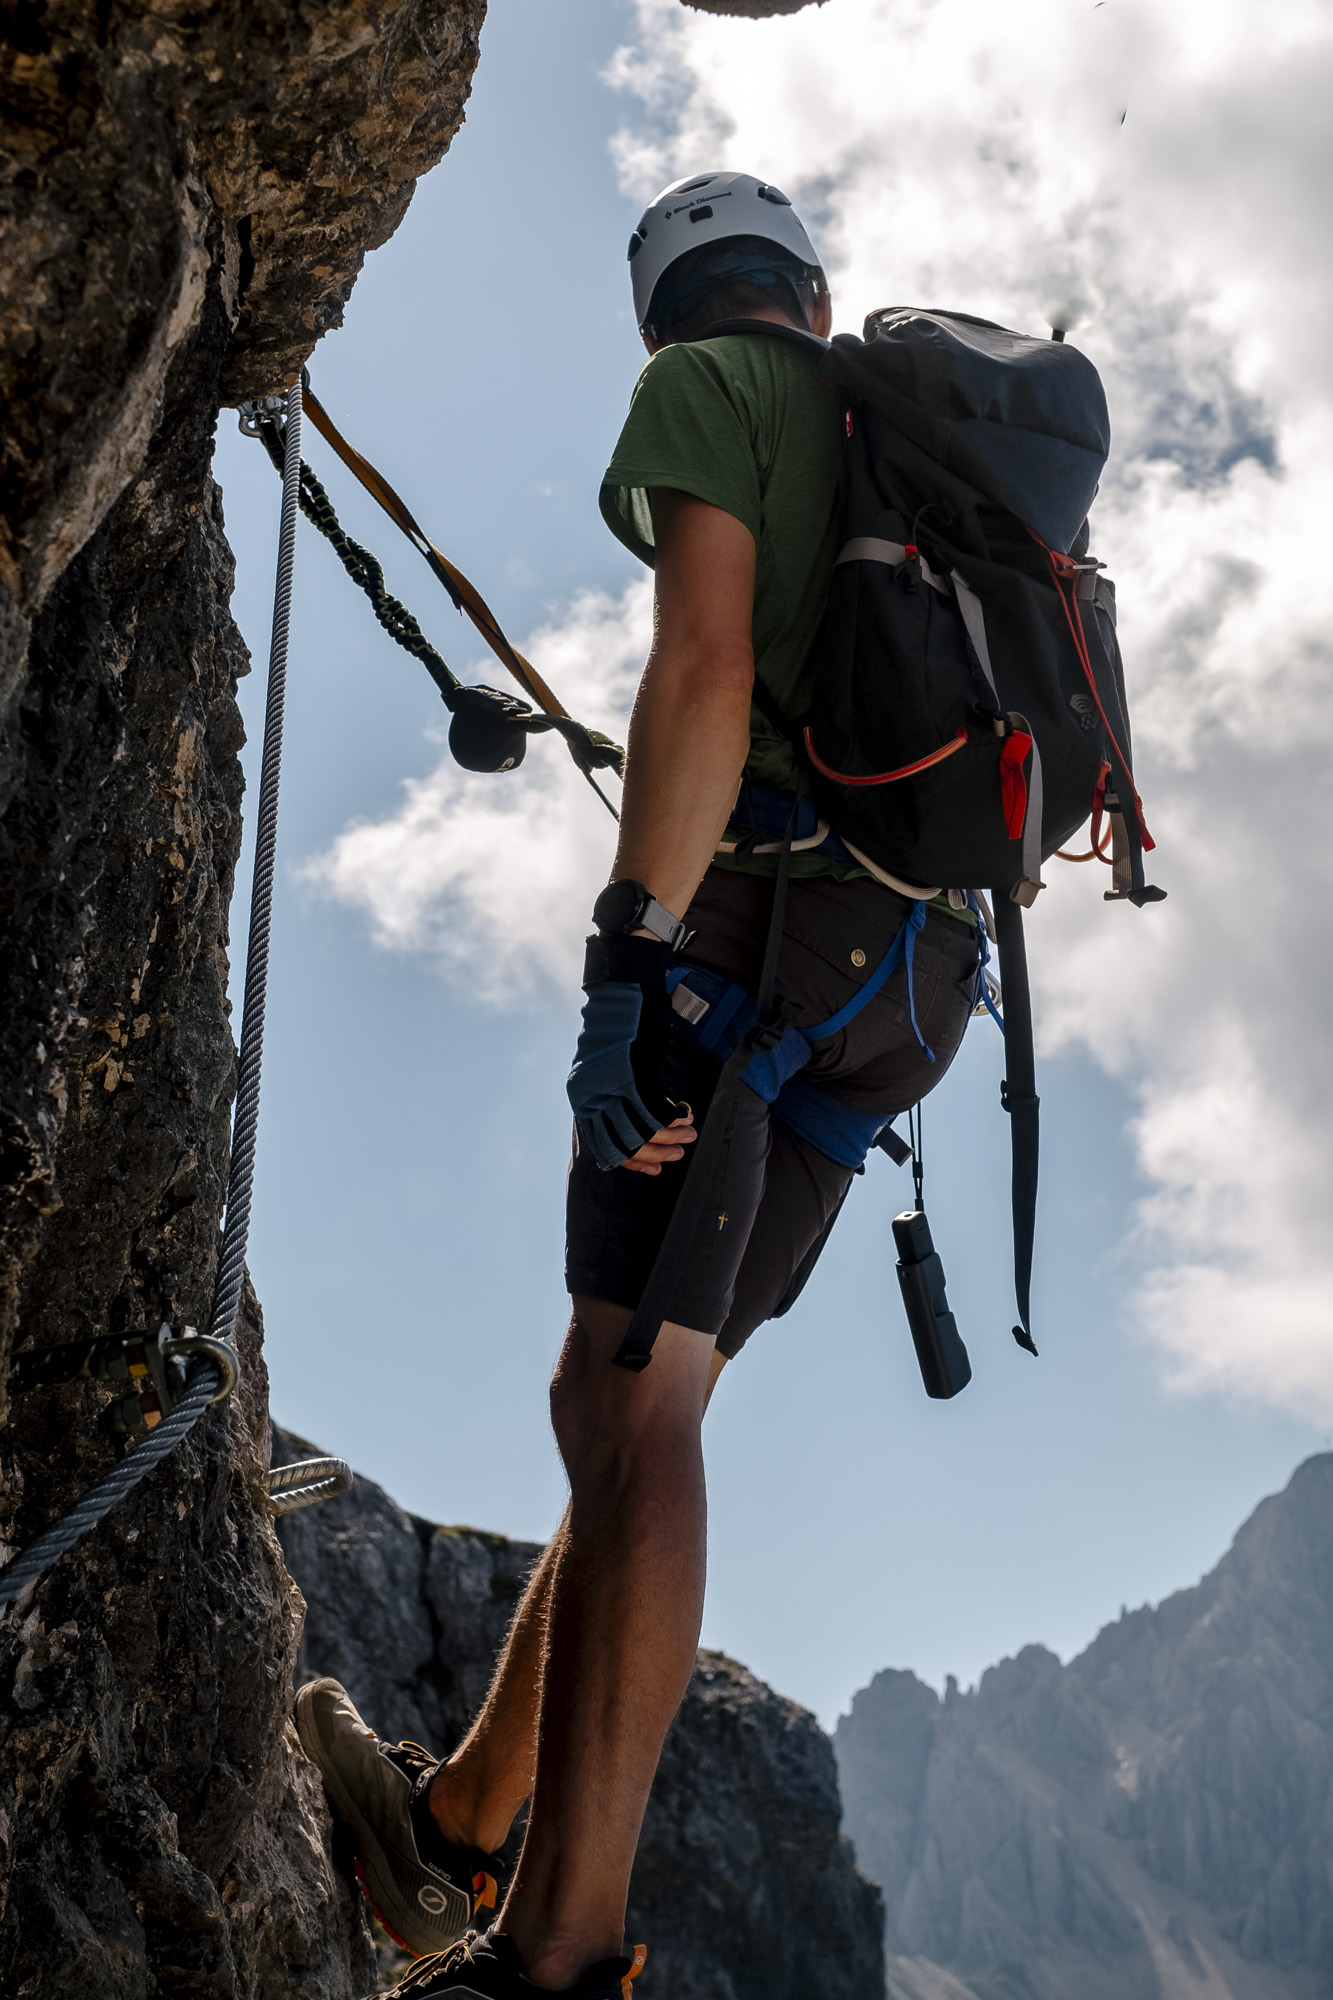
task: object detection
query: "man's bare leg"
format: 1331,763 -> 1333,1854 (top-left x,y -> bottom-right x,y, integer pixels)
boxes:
429,1520 -> 567,1856
430,1345 -> 727,1863
493,1299 -> 716,1989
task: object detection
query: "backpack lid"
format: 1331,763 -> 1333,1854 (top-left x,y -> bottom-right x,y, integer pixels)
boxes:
822,308 -> 1111,554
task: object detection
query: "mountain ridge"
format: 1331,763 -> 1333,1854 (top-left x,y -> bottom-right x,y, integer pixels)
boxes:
835,1453 -> 1333,2000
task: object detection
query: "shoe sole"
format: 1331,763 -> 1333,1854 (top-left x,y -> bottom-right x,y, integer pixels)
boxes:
352,1855 -> 414,1957
295,1682 -> 472,1957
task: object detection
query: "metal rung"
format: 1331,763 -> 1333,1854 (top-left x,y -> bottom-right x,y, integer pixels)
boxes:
265,1456 -> 353,1516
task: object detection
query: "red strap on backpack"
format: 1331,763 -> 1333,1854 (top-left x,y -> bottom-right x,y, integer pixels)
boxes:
999,729 -> 1032,838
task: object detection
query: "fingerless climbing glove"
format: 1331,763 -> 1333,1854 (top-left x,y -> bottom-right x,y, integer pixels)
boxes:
566,933 -> 677,1171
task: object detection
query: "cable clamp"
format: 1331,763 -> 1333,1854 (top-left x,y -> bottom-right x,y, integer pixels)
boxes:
237,396 -> 288,439
112,1326 -> 240,1437
10,1323 -> 240,1440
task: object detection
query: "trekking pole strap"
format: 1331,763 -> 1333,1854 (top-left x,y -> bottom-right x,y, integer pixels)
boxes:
992,893 -> 1040,1356
613,797 -> 802,1372
612,1037 -> 757,1372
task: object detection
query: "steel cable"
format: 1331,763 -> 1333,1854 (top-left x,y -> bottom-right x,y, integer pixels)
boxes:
0,382 -> 304,1615
211,383 -> 302,1349
0,1365 -> 220,1609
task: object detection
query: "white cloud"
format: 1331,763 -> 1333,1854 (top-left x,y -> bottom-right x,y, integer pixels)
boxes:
309,0 -> 1333,1419
298,581 -> 650,1000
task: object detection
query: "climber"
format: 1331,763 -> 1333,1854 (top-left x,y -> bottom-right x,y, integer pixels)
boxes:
295,171 -> 982,1998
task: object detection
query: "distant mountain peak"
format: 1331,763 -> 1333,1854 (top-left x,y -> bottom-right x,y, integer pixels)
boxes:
837,1455 -> 1333,2000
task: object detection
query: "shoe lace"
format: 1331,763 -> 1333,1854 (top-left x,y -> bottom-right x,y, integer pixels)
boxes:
390,1738 -> 439,1778
392,1934 -> 480,1994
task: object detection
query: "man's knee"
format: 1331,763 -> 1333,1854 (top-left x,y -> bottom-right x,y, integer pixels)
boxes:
550,1304 -> 712,1484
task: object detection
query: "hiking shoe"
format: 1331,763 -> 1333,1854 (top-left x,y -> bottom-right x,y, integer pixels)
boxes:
295,1678 -> 505,1956
374,1929 -> 647,1999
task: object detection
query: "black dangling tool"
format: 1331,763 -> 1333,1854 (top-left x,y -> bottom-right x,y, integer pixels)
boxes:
893,1103 -> 973,1401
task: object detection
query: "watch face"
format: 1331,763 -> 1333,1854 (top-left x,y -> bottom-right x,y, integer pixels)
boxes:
593,879 -> 646,934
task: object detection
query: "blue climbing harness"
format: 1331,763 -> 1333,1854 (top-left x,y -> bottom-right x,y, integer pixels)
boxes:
666,898 -> 939,1173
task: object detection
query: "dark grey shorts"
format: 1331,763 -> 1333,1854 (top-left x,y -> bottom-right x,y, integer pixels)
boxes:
564,866 -> 980,1359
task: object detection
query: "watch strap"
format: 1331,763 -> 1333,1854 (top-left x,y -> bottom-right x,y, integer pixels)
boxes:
636,894 -> 691,952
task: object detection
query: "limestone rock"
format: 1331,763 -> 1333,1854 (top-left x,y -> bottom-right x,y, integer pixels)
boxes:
274,1425 -> 885,1998
633,1650 -> 885,1999
682,0 -> 828,15
0,258 -> 375,1988
835,1454 -> 1333,2000
0,0 -> 484,621
0,1 -> 483,1990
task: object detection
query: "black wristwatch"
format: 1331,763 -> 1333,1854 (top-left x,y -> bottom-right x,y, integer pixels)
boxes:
592,879 -> 692,952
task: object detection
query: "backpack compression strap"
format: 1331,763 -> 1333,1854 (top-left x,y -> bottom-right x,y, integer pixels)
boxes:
992,894 -> 1040,1355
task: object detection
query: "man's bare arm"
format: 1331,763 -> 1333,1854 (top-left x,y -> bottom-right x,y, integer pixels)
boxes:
611,487 -> 756,917
604,488 -> 755,1174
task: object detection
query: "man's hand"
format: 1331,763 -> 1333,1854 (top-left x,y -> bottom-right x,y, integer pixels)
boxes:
622,1113 -> 697,1177
567,935 -> 694,1173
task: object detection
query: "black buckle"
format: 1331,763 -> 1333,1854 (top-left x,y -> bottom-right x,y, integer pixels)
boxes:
999,1080 -> 1039,1114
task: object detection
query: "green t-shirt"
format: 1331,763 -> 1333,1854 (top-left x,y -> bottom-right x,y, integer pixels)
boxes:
600,331 -> 840,802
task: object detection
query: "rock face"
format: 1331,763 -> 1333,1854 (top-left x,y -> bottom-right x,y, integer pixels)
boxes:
834,1454 -> 1333,2000
274,1424 -> 886,1999
682,0 -> 828,16
0,0 -> 486,620
0,2 -> 482,1993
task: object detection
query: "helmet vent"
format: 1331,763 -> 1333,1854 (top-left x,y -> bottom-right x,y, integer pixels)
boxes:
757,184 -> 793,206
677,176 -> 715,193
688,206 -> 714,224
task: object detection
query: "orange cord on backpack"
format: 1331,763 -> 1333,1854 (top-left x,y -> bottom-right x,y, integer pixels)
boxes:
1055,758 -> 1114,863
1055,819 -> 1113,863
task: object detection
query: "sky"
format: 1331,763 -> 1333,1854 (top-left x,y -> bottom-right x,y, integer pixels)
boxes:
213,0 -> 1333,1728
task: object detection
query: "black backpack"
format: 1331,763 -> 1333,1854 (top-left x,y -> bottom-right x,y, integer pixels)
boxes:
614,309 -> 1165,1380
707,308 -> 1164,1356
803,306 -> 1159,910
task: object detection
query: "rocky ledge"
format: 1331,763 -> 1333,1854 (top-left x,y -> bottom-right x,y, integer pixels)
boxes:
275,1423 -> 886,1999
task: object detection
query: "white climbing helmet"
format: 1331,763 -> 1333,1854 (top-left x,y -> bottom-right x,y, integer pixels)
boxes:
627,171 -> 823,330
